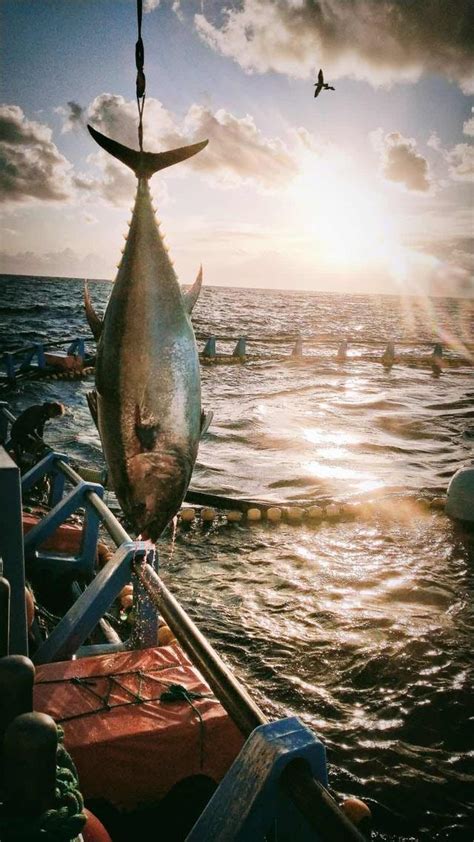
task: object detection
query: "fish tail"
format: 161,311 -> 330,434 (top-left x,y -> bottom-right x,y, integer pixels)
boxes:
87,125 -> 208,179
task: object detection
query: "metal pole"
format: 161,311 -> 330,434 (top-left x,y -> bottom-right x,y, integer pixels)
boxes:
0,449 -> 28,655
134,559 -> 265,735
133,561 -> 366,842
0,575 -> 10,657
280,759 -> 367,841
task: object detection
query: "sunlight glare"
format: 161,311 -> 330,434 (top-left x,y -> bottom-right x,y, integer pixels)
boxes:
288,158 -> 406,272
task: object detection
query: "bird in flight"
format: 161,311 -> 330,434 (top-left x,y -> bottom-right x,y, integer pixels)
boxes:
314,69 -> 335,98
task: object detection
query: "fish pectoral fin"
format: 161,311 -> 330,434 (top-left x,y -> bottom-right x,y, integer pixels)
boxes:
135,404 -> 160,452
135,424 -> 160,452
84,280 -> 104,341
183,265 -> 203,314
86,390 -> 99,429
200,410 -> 213,438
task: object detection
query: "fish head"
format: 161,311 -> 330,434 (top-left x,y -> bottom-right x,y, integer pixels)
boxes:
125,438 -> 197,540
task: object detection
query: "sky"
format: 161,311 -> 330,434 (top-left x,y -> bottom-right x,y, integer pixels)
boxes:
0,0 -> 473,296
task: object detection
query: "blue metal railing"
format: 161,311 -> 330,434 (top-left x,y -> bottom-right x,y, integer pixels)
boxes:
1,337 -> 89,383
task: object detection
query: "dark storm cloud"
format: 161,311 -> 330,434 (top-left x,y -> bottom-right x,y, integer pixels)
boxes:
371,130 -> 431,192
194,0 -> 474,92
0,104 -> 73,203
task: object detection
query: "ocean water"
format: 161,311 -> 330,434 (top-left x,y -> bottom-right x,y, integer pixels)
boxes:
1,274 -> 473,840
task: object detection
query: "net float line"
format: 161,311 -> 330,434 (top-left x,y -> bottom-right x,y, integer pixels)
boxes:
74,464 -> 447,527
198,336 -> 472,368
176,495 -> 447,529
194,332 -> 474,351
2,334 -> 472,389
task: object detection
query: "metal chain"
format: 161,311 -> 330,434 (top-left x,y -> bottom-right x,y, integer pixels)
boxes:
135,0 -> 146,151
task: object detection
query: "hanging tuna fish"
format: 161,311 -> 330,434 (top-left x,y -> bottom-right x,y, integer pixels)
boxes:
85,1 -> 211,540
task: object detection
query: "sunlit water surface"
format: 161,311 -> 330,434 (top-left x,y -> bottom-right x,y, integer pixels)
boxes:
1,276 -> 473,840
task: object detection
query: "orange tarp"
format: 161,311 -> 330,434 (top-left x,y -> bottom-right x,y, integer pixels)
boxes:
23,513 -> 83,555
34,643 -> 244,809
44,353 -> 83,371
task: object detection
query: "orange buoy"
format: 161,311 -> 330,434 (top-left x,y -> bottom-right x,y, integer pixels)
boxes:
97,542 -> 114,567
226,510 -> 243,523
82,808 -> 112,842
266,507 -> 282,523
180,507 -> 196,523
121,594 -> 133,611
286,507 -> 304,524
201,507 -> 216,523
119,584 -> 133,608
306,505 -> 323,521
340,797 -> 372,827
158,625 -> 176,646
246,508 -> 262,522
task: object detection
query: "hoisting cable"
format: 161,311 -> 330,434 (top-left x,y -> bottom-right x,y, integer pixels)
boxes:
135,0 -> 146,151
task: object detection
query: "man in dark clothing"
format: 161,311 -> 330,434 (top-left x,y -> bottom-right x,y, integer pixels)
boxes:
10,402 -> 65,463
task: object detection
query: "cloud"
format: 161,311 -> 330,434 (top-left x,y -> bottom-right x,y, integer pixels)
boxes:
371,129 -> 431,192
428,129 -> 474,182
194,0 -> 474,92
0,247 -> 112,279
0,104 -> 74,204
180,104 -> 298,188
446,143 -> 474,182
412,235 -> 474,298
87,93 -> 177,151
55,101 -> 86,134
463,111 -> 474,137
144,0 -> 160,11
84,93 -> 300,193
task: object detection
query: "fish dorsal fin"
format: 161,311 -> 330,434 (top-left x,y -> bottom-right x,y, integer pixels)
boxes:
84,280 -> 103,341
200,409 -> 213,437
184,265 -> 203,314
87,124 -> 208,179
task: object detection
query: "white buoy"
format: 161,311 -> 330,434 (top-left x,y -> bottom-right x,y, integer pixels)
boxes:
446,467 -> 474,523
247,508 -> 262,522
226,510 -> 243,523
266,507 -> 282,523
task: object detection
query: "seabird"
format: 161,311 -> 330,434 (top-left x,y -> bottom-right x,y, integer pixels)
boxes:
314,68 -> 335,98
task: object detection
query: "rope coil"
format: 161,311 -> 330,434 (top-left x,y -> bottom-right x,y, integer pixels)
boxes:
0,726 -> 86,842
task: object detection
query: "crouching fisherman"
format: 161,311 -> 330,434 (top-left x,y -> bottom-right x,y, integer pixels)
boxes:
9,402 -> 65,467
